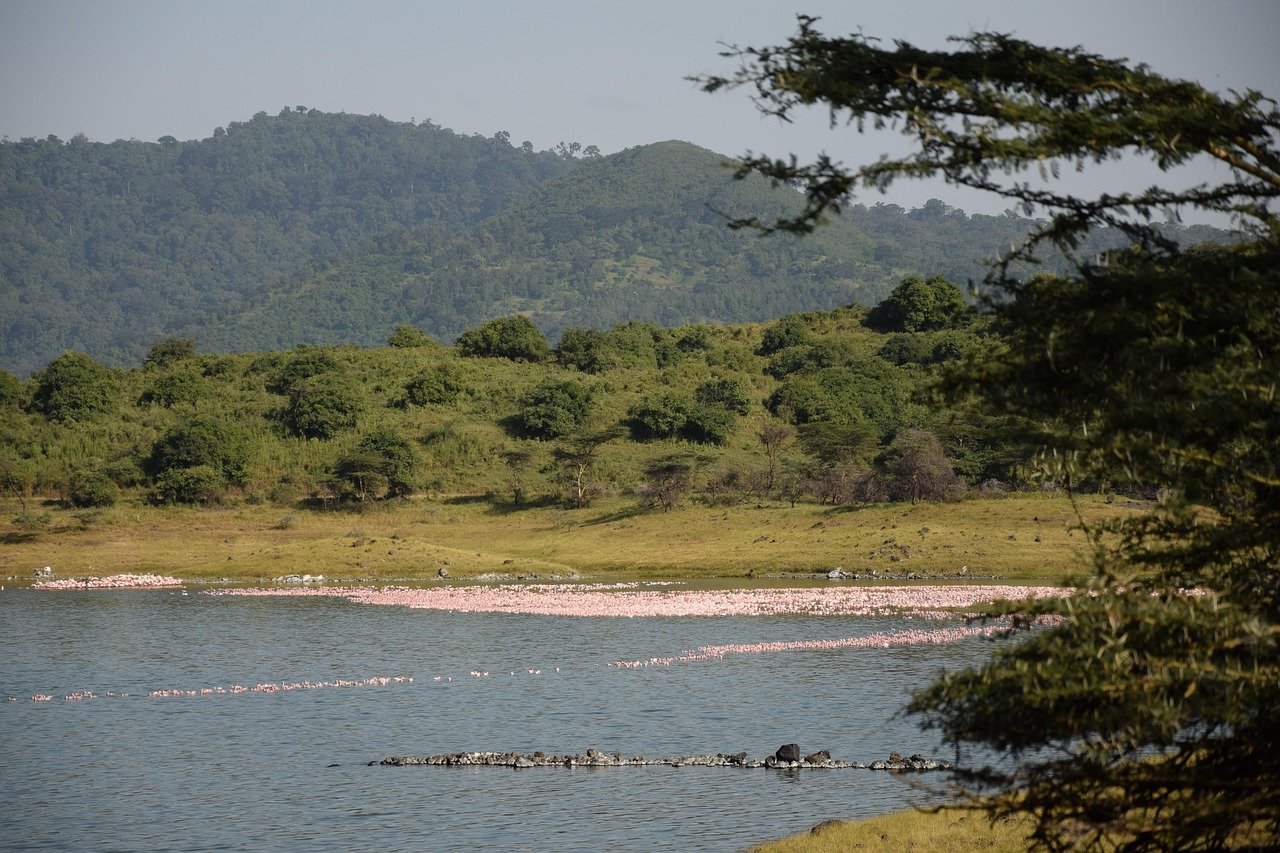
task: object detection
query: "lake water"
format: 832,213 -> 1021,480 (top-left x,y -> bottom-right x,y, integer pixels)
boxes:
1,587 -> 992,851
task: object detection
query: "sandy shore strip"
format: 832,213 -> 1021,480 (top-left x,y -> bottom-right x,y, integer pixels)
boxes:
208,583 -> 1072,618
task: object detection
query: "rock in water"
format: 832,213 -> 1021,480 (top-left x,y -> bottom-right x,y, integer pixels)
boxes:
804,749 -> 831,764
775,743 -> 801,763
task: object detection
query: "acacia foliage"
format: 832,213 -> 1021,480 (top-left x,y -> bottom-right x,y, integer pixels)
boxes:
703,19 -> 1280,850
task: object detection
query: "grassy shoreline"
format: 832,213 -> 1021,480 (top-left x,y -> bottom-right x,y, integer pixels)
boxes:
2,492 -> 1129,584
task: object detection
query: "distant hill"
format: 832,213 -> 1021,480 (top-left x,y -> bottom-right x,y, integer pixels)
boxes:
0,109 -> 572,374
2,113 -> 1236,376
201,140 -> 892,351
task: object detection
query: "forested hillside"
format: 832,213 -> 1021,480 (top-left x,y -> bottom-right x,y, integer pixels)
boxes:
201,141 -> 888,351
1,111 -> 1234,376
0,109 -> 572,374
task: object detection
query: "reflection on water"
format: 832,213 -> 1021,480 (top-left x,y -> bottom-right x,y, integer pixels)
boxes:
0,589 -> 989,851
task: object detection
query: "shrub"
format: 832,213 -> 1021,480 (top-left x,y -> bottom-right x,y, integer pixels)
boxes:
759,315 -> 814,355
455,315 -> 550,362
140,370 -> 206,407
682,405 -> 736,445
555,328 -> 612,373
281,374 -> 364,438
628,393 -> 695,440
149,416 -> 253,486
152,464 -> 225,505
878,333 -> 934,366
66,469 -> 117,508
268,348 -> 343,393
403,363 -> 463,406
0,369 -> 25,408
387,324 -> 434,348
518,380 -> 594,439
694,378 -> 750,415
29,351 -> 116,423
144,337 -> 196,368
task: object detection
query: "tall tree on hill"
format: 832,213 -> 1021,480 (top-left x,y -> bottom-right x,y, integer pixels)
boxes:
700,19 -> 1280,850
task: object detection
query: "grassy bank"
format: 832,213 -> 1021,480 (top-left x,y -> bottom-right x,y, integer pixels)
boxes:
2,491 -> 1131,583
751,807 -> 1033,852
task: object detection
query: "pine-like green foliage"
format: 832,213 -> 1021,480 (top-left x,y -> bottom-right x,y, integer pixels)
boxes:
702,18 -> 1280,850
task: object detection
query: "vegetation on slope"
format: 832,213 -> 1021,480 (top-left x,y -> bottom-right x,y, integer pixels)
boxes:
0,108 -> 572,374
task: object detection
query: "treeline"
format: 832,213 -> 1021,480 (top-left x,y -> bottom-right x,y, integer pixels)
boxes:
2,276 -> 1070,524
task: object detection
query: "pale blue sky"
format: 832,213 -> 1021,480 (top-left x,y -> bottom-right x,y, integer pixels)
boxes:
3,0 -> 1277,218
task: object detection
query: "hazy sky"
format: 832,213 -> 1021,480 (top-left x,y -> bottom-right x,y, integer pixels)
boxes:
3,0 -> 1277,217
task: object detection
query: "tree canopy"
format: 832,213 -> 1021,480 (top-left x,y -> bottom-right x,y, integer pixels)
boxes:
702,18 -> 1280,850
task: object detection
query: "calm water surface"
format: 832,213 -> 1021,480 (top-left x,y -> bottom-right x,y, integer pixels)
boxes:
0,587 -> 990,851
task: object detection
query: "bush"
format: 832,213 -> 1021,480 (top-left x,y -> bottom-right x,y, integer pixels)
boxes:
151,464 -> 225,505
29,351 -> 116,423
268,348 -> 343,393
387,324 -> 434,348
0,369 -> 25,408
403,363 -> 463,406
759,315 -> 814,355
455,315 -> 550,362
694,377 -> 750,415
628,393 -> 695,440
878,333 -> 934,366
555,328 -> 612,373
140,370 -> 206,407
66,469 -> 117,508
280,373 -> 364,438
682,405 -> 737,445
149,416 -> 253,486
144,337 -> 196,368
518,380 -> 594,438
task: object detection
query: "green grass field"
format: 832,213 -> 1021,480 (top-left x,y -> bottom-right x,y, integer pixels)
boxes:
1,491 -> 1131,583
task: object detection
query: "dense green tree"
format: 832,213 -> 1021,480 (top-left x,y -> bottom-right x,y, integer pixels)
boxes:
330,426 -> 417,500
702,19 -> 1280,849
758,315 -> 814,355
628,392 -> 695,441
401,363 -> 463,407
268,348 -> 343,394
554,328 -> 614,373
139,369 -> 207,408
66,468 -> 118,508
149,416 -> 253,486
386,325 -> 435,348
0,369 -> 23,408
694,377 -> 750,415
866,275 -> 971,332
28,352 -> 116,423
280,373 -> 364,439
455,315 -> 551,362
143,337 -> 196,368
518,379 -> 593,438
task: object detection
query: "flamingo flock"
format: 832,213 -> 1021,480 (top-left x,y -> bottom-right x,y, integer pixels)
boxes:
207,582 -> 1071,618
6,677 -> 411,703
32,573 -> 184,590
610,625 -> 1013,668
